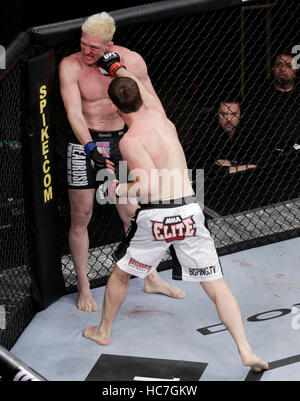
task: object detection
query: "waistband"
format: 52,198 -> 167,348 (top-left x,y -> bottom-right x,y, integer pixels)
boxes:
89,127 -> 127,138
139,196 -> 196,209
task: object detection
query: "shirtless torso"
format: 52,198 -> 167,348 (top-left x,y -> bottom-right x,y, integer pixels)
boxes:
60,42 -> 160,142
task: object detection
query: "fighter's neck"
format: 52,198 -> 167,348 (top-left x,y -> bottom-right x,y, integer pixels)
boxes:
121,106 -> 147,126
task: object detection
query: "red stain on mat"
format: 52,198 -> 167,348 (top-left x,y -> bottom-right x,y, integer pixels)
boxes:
126,306 -> 173,317
232,259 -> 253,268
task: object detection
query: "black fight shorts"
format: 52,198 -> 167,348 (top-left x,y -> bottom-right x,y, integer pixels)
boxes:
67,127 -> 127,189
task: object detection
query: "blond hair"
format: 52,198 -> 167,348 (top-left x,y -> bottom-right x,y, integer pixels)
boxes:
81,12 -> 116,41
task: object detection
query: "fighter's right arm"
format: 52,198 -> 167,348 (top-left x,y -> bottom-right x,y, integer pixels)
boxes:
59,57 -> 92,146
116,67 -> 159,110
98,53 -> 162,112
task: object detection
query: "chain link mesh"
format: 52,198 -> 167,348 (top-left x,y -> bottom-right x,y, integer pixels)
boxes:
0,64 -> 34,349
50,0 -> 299,291
116,0 -> 299,243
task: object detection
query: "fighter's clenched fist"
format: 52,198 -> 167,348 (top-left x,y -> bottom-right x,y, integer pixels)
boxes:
97,52 -> 126,76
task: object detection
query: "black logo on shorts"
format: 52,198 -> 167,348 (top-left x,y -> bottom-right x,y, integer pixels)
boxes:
189,266 -> 217,276
152,215 -> 196,243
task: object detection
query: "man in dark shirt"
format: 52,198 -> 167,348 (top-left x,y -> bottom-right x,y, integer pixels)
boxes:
252,53 -> 300,203
214,100 -> 257,174
201,99 -> 260,215
261,54 -> 299,154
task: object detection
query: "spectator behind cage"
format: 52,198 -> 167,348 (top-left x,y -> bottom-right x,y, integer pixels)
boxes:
249,53 -> 300,156
248,53 -> 300,202
197,98 -> 261,215
214,99 -> 257,174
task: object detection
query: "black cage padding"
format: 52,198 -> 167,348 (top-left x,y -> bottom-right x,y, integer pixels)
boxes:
27,0 -> 251,46
22,50 -> 66,310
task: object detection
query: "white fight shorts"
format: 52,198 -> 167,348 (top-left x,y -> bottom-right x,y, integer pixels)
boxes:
113,196 -> 223,282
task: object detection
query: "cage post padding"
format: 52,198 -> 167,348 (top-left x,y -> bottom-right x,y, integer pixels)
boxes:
22,49 -> 65,310
0,345 -> 46,381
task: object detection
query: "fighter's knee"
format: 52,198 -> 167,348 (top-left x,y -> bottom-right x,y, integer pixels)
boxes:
117,202 -> 138,225
119,216 -> 130,231
70,209 -> 93,231
119,210 -> 133,226
113,264 -> 131,282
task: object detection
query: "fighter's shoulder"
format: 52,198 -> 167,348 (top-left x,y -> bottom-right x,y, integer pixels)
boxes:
59,53 -> 82,77
119,128 -> 145,152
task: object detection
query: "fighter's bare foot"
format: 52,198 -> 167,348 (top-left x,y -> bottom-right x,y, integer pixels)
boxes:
144,274 -> 186,299
77,291 -> 99,312
240,351 -> 269,372
83,326 -> 110,346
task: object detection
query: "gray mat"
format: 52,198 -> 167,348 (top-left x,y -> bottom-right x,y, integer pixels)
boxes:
11,238 -> 300,381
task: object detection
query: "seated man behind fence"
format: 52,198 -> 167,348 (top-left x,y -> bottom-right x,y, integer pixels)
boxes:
200,98 -> 260,215
215,99 -> 257,174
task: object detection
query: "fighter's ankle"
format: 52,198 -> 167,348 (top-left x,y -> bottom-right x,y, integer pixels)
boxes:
77,284 -> 91,294
239,346 -> 254,359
